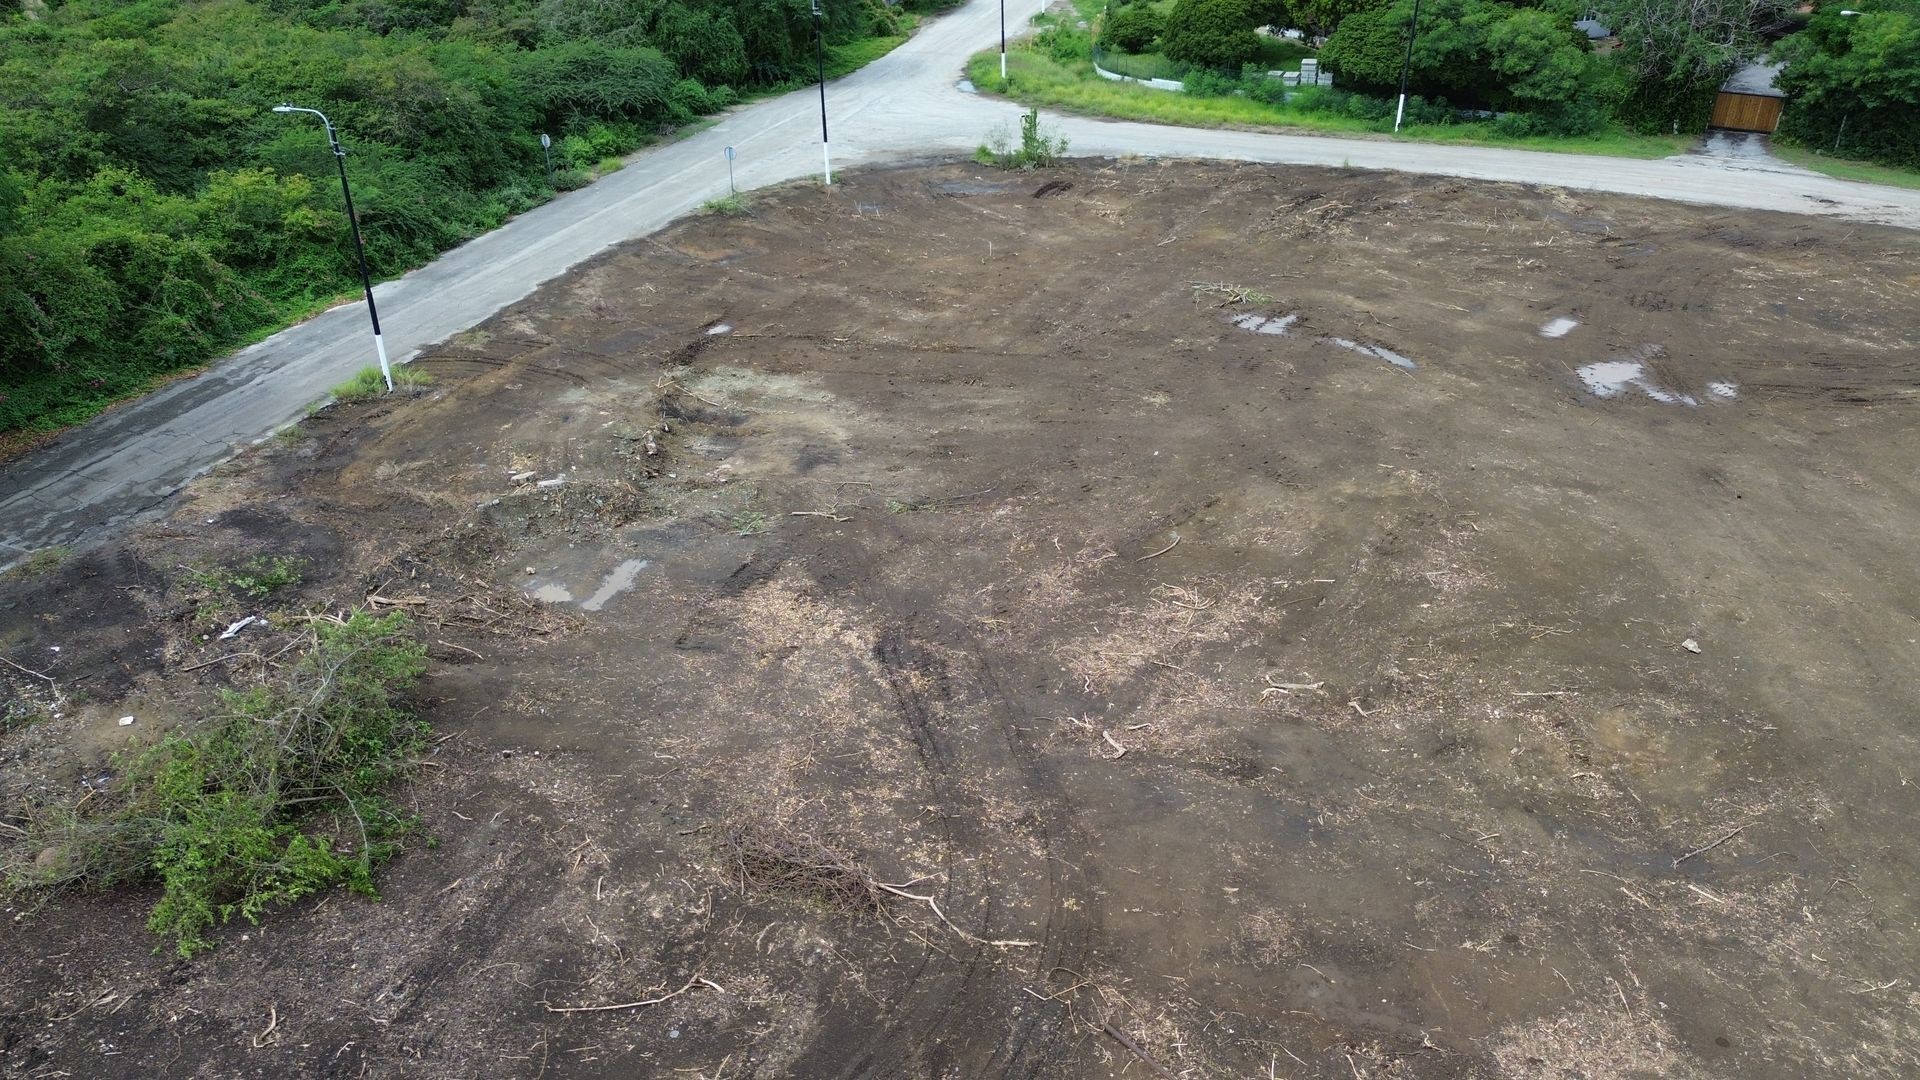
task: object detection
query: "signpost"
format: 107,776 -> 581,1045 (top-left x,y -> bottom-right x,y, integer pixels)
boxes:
725,145 -> 736,194
540,132 -> 553,184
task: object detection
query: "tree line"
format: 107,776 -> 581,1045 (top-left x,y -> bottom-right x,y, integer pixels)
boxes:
1103,0 -> 1918,158
0,0 -> 932,438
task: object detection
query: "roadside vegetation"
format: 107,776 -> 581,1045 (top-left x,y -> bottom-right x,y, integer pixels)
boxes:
4,611 -> 428,957
976,0 -> 1916,169
331,364 -> 435,403
0,0 -> 948,444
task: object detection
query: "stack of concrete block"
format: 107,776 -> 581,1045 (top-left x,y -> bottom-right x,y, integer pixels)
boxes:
1270,59 -> 1334,88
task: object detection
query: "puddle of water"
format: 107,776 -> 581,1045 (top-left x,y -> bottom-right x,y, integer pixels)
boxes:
1539,317 -> 1579,339
957,78 -> 977,94
1321,336 -> 1417,371
705,323 -> 732,336
582,559 -> 650,613
1229,312 -> 1300,336
1707,381 -> 1739,400
530,583 -> 573,604
1576,359 -> 1697,406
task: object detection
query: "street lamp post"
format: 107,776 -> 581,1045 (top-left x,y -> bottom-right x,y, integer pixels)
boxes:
1393,0 -> 1425,133
812,0 -> 832,185
1000,0 -> 1008,80
272,104 -> 392,392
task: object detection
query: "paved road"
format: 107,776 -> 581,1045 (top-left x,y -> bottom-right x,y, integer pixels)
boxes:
5,0 -> 1918,565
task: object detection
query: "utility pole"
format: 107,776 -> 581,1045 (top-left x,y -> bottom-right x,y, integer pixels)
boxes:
273,104 -> 391,392
813,0 -> 831,185
1393,0 -> 1424,133
1001,0 -> 1008,80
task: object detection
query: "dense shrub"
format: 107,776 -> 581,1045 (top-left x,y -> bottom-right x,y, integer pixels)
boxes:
1162,0 -> 1263,69
1774,4 -> 1920,168
1105,3 -> 1166,52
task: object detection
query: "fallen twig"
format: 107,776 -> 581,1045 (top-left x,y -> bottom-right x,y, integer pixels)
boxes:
790,511 -> 851,522
873,881 -> 1038,949
543,975 -> 703,1014
1101,1022 -> 1176,1080
1136,536 -> 1180,562
0,655 -> 55,683
1672,823 -> 1751,869
250,1004 -> 279,1048
1101,730 -> 1129,760
1261,675 -> 1324,698
181,651 -> 259,673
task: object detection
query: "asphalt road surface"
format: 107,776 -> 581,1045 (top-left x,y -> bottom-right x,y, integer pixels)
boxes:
5,0 -> 1918,566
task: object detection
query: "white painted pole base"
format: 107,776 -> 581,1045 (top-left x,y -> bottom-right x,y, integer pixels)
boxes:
1001,51 -> 1007,80
374,332 -> 393,392
1394,93 -> 1407,133
822,140 -> 832,186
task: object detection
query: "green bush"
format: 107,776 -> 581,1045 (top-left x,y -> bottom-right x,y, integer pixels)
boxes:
1105,4 -> 1166,52
1163,0 -> 1263,69
8,611 -> 429,957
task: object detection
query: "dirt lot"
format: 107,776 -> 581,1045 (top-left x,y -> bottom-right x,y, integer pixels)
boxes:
4,159 -> 1920,1078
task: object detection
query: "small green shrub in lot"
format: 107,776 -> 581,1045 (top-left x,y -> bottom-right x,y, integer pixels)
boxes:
182,554 -> 307,602
702,193 -> 751,215
331,365 -> 434,403
979,107 -> 1072,169
11,546 -> 72,578
7,611 -> 429,956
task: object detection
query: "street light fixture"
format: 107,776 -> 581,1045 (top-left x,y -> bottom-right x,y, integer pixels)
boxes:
1393,0 -> 1425,133
812,0 -> 832,185
272,104 -> 392,392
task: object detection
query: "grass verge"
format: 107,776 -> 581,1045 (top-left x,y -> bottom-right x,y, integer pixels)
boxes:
4,611 -> 429,956
1769,144 -> 1920,191
331,364 -> 436,403
969,48 -> 1691,160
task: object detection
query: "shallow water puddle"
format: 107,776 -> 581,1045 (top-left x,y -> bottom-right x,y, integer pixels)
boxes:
582,559 -> 650,612
1539,317 -> 1579,339
1229,312 -> 1300,336
1577,359 -> 1738,406
526,558 -> 651,611
1321,336 -> 1416,371
705,323 -> 733,336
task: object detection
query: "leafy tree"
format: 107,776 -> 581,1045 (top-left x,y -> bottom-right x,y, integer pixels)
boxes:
1775,2 -> 1920,166
1597,0 -> 1789,129
1104,2 -> 1166,52
1163,0 -> 1263,68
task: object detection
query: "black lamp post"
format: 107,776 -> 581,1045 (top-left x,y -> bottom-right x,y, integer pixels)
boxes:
812,0 -> 831,185
273,104 -> 391,391
1393,0 -> 1424,133
1000,0 -> 1008,80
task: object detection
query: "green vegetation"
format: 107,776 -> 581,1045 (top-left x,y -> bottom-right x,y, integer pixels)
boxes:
702,192 -> 751,215
968,48 -> 1688,156
7,611 -> 428,957
0,0 -> 932,443
331,364 -> 435,402
1774,2 -> 1920,171
1770,144 -> 1920,189
731,509 -> 770,535
182,554 -> 307,602
977,107 -> 1073,168
10,546 -> 72,578
984,0 -> 1855,154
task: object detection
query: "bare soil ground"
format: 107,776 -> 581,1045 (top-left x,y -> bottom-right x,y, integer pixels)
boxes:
4,160 -> 1920,1079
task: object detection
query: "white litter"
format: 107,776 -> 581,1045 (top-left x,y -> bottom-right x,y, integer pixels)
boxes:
218,616 -> 261,641
119,716 -> 135,727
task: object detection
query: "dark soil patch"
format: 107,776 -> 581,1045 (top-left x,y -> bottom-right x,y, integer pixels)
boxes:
4,160 -> 1920,1078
